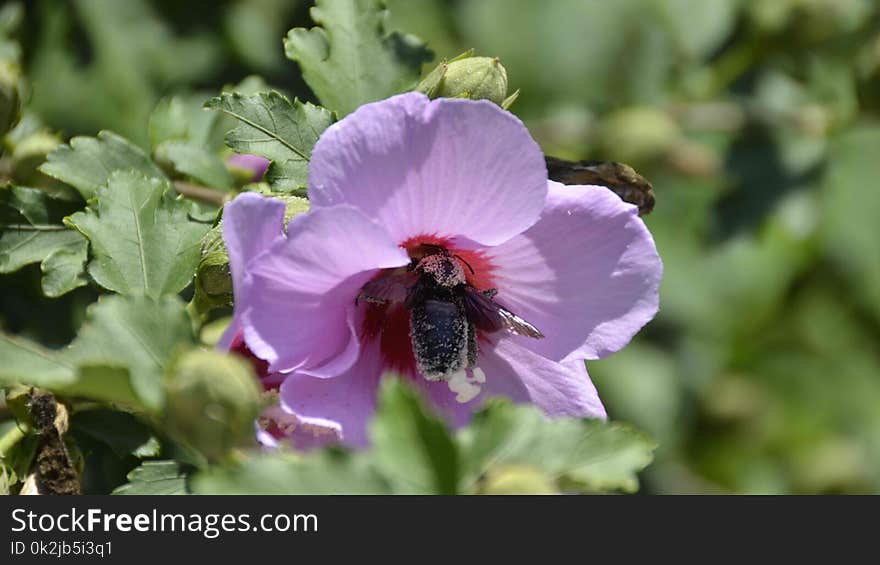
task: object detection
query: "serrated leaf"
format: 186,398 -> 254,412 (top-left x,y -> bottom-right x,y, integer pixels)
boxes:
369,379 -> 459,494
0,186 -> 88,296
148,93 -> 227,150
113,460 -> 188,495
284,0 -> 432,116
205,91 -> 333,191
39,131 -> 166,200
458,401 -> 656,494
155,141 -> 233,189
40,239 -> 89,297
65,170 -> 210,298
192,451 -> 391,494
0,295 -> 193,411
64,294 -> 195,411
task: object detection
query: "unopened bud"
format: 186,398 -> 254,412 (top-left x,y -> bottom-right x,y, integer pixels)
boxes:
0,59 -> 20,137
417,51 -> 514,107
163,349 -> 263,462
480,465 -> 559,495
227,154 -> 270,183
192,225 -> 232,317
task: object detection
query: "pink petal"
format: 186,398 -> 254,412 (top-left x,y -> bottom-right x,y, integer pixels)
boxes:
278,343 -> 384,448
218,193 -> 286,349
241,205 -> 409,374
480,337 -> 606,419
308,92 -> 547,247
487,181 -> 662,362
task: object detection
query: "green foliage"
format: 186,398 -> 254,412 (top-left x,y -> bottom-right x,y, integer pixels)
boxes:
5,0 -> 878,495
206,91 -> 334,191
194,380 -> 654,494
39,131 -> 165,201
0,294 -> 193,411
66,171 -> 209,298
113,460 -> 189,495
460,402 -> 655,494
284,0 -> 432,116
0,186 -> 88,297
28,0 -> 221,146
148,93 -> 233,190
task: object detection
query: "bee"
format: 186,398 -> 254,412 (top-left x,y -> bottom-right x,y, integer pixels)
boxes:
545,156 -> 655,216
357,245 -> 543,381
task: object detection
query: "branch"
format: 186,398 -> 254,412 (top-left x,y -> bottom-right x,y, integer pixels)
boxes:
173,181 -> 230,207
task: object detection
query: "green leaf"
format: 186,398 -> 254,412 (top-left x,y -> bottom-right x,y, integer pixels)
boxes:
459,401 -> 656,494
0,333 -> 75,389
40,239 -> 89,297
0,186 -> 88,297
205,91 -> 333,191
39,131 -> 166,200
284,0 -> 432,116
71,409 -> 159,458
0,295 -> 193,410
192,451 -> 391,494
64,294 -> 195,411
155,141 -> 233,189
28,0 -> 221,146
821,124 -> 880,324
65,171 -> 210,298
112,460 -> 188,495
148,93 -> 227,150
370,379 -> 459,494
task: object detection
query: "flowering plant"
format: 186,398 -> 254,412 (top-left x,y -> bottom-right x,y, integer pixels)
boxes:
0,0 -> 663,495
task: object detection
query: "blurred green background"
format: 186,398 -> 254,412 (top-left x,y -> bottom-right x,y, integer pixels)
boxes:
5,0 -> 880,493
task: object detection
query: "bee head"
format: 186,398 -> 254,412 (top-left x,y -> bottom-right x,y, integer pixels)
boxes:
415,249 -> 467,288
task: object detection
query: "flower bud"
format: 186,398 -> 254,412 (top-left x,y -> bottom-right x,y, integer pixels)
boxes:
162,349 -> 263,462
193,224 -> 232,317
227,154 -> 270,183
479,465 -> 559,495
0,59 -> 20,138
417,51 -> 514,107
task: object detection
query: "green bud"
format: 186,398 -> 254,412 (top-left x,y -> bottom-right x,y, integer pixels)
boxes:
479,465 -> 559,495
0,59 -> 21,138
192,224 -> 232,318
162,349 -> 263,462
417,50 -> 511,107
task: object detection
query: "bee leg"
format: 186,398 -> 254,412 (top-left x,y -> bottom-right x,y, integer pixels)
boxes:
482,288 -> 498,299
355,292 -> 387,306
466,320 -> 479,368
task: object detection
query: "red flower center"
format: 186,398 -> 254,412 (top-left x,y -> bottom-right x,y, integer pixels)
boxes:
361,234 -> 496,376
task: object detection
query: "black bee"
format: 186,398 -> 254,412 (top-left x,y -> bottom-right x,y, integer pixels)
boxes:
357,245 -> 543,381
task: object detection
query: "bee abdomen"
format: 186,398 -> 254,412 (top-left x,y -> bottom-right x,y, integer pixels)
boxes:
410,299 -> 469,381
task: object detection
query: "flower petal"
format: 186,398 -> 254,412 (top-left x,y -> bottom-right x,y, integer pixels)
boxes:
218,193 -> 286,349
308,92 -> 548,246
479,337 -> 606,419
487,181 -> 662,362
242,205 -> 410,373
278,343 -> 384,448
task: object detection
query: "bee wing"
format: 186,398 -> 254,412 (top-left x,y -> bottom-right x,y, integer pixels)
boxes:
357,270 -> 418,304
462,287 -> 544,339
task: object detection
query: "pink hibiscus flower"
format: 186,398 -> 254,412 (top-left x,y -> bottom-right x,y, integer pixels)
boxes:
220,92 -> 662,448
